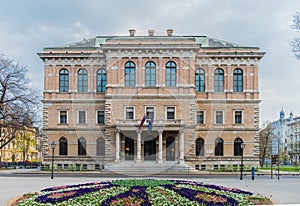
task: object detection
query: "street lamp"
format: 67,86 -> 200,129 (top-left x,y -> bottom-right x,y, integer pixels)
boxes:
51,141 -> 56,179
240,143 -> 245,180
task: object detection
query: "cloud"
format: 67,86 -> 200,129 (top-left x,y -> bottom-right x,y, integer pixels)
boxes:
1,0 -> 300,122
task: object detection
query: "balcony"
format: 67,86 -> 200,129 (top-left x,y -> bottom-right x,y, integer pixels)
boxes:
115,119 -> 185,131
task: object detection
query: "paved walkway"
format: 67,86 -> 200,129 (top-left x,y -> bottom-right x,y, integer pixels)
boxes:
1,169 -> 299,205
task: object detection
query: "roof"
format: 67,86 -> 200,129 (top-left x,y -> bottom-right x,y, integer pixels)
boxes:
44,35 -> 258,50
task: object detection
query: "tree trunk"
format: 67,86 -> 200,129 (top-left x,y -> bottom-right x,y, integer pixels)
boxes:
261,134 -> 270,167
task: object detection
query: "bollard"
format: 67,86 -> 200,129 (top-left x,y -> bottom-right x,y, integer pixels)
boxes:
251,167 -> 255,180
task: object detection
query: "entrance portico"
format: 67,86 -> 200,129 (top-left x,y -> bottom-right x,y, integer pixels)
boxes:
114,119 -> 185,164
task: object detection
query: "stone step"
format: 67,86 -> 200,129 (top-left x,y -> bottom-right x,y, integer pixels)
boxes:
103,161 -> 196,175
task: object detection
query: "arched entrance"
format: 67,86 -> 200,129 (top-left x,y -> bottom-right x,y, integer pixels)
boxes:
144,136 -> 156,161
125,137 -> 134,160
166,136 -> 175,161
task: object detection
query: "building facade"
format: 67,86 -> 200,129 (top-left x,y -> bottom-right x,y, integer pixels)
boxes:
39,29 -> 264,170
269,109 -> 289,155
266,109 -> 300,165
0,128 -> 39,164
286,114 -> 300,164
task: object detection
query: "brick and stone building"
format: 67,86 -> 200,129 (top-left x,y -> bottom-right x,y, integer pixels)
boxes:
38,29 -> 265,171
286,115 -> 300,164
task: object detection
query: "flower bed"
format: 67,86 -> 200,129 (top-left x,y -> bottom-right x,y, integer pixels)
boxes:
16,179 -> 272,205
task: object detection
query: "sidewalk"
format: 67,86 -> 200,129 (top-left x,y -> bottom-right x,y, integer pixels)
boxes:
1,168 -> 300,205
2,167 -> 299,176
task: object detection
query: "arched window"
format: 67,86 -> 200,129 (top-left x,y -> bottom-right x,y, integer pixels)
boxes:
166,61 -> 176,87
234,137 -> 243,156
97,138 -> 105,156
215,137 -> 224,156
97,69 -> 106,92
145,61 -> 156,87
214,68 -> 224,92
59,69 -> 69,92
78,137 -> 86,156
59,137 -> 68,155
195,69 -> 205,92
196,138 -> 205,156
78,69 -> 88,92
125,61 -> 136,87
233,68 -> 243,92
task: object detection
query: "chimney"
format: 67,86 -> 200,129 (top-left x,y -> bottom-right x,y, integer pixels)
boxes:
148,29 -> 155,36
167,29 -> 173,36
129,29 -> 136,36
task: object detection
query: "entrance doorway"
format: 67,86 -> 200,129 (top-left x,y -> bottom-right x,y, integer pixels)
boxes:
125,137 -> 134,160
166,136 -> 175,161
144,139 -> 156,161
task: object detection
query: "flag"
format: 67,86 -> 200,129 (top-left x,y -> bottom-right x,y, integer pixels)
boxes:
147,115 -> 154,133
138,114 -> 147,130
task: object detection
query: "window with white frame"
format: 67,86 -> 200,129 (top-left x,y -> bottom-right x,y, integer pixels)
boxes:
166,107 -> 175,120
197,110 -> 205,124
145,106 -> 155,120
59,110 -> 68,124
215,110 -> 224,124
97,111 -> 105,124
234,110 -> 243,124
125,106 -> 134,120
165,61 -> 177,87
78,110 -> 86,124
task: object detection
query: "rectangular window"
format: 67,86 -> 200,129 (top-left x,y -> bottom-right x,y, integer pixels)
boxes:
234,110 -> 243,124
97,111 -> 105,124
215,111 -> 224,124
78,111 -> 86,124
166,68 -> 176,87
197,111 -> 204,124
125,107 -> 134,120
167,107 -> 175,120
146,106 -> 155,120
59,111 -> 68,124
201,165 -> 206,170
145,63 -> 156,87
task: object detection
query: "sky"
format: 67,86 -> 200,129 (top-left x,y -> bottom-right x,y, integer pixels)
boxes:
0,0 -> 300,125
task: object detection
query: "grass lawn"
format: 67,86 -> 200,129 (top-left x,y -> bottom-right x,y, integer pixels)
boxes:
260,165 -> 300,172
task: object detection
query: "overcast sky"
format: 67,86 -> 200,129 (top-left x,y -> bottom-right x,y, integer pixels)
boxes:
1,0 -> 300,125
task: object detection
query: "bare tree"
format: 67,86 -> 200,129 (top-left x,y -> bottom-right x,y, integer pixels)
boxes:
259,123 -> 273,167
0,55 -> 41,166
291,12 -> 300,59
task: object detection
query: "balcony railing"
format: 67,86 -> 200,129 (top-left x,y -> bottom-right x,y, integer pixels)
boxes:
115,119 -> 184,128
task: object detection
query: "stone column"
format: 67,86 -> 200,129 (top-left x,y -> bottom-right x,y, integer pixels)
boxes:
115,130 -> 120,162
158,130 -> 163,163
136,130 -> 142,163
179,130 -> 185,164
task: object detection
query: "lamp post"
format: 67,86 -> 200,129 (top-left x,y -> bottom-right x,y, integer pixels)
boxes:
51,141 -> 56,179
240,143 -> 245,180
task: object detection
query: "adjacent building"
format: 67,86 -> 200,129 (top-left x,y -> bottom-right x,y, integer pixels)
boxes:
0,128 -> 39,164
267,108 -> 300,165
286,114 -> 300,164
39,29 -> 265,170
269,109 -> 289,154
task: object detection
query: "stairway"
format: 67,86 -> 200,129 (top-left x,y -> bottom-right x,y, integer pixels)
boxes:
102,161 -> 196,176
